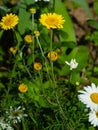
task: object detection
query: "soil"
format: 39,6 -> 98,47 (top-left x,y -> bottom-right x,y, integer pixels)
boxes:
66,0 -> 97,43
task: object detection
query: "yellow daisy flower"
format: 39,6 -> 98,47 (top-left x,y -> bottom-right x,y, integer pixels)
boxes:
29,8 -> 36,14
24,35 -> 33,43
39,13 -> 65,29
18,83 -> 28,93
34,31 -> 40,36
9,47 -> 17,54
0,13 -> 19,30
34,62 -> 42,70
47,51 -> 59,61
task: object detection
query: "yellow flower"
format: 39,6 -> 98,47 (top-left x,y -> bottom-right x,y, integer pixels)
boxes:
0,13 -> 19,30
34,31 -> 40,36
18,83 -> 28,93
24,35 -> 33,43
29,8 -> 36,14
9,47 -> 17,54
39,13 -> 65,29
47,51 -> 59,61
34,62 -> 42,70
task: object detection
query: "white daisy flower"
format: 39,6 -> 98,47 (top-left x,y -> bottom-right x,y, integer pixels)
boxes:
88,110 -> 98,127
0,119 -> 14,130
78,83 -> 98,110
65,58 -> 78,70
5,106 -> 28,124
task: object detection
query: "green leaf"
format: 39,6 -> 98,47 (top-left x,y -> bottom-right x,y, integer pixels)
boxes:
89,77 -> 98,86
53,0 -> 76,42
15,31 -> 22,45
94,1 -> 98,15
20,0 -> 34,5
71,0 -> 93,18
90,31 -> 98,45
70,71 -> 80,84
66,46 -> 88,70
58,65 -> 70,76
0,83 -> 5,89
18,8 -> 32,34
27,81 -> 47,107
27,54 -> 33,66
0,30 -> 3,38
87,19 -> 98,30
61,41 -> 76,48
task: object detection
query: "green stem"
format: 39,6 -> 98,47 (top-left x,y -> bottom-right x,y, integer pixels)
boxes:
32,13 -> 34,32
53,0 -> 55,12
22,59 -> 32,78
50,29 -> 55,82
35,36 -> 52,83
32,37 -> 35,63
22,117 -> 27,130
6,30 -> 20,101
6,58 -> 18,99
38,71 -> 57,106
31,13 -> 35,63
49,29 -> 72,129
50,29 -> 56,86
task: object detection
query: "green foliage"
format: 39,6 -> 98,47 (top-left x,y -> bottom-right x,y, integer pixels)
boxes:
18,8 -> 32,34
0,0 -> 98,130
93,0 -> 98,15
54,0 -> 76,42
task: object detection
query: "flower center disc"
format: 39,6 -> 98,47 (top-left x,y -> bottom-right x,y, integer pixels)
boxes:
96,112 -> 98,118
90,93 -> 98,104
45,17 -> 57,26
4,18 -> 13,26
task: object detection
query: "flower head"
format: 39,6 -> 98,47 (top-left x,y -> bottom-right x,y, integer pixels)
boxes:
78,83 -> 98,111
47,51 -> 59,61
5,106 -> 28,124
18,83 -> 28,93
24,35 -> 33,43
0,119 -> 14,130
88,110 -> 98,127
9,47 -> 17,54
0,13 -> 19,30
34,31 -> 40,36
34,62 -> 42,70
29,8 -> 36,14
65,58 -> 78,70
39,13 -> 65,29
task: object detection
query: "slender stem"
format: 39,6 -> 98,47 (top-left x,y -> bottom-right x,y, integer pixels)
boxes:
49,29 -> 72,129
35,36 -> 52,83
50,29 -> 55,82
53,0 -> 55,12
38,70 -> 57,106
21,44 -> 26,52
32,37 -> 35,63
31,13 -> 35,63
6,57 -> 18,99
22,117 -> 27,130
6,30 -> 20,100
50,29 -> 56,86
22,59 -> 32,78
32,13 -> 34,32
